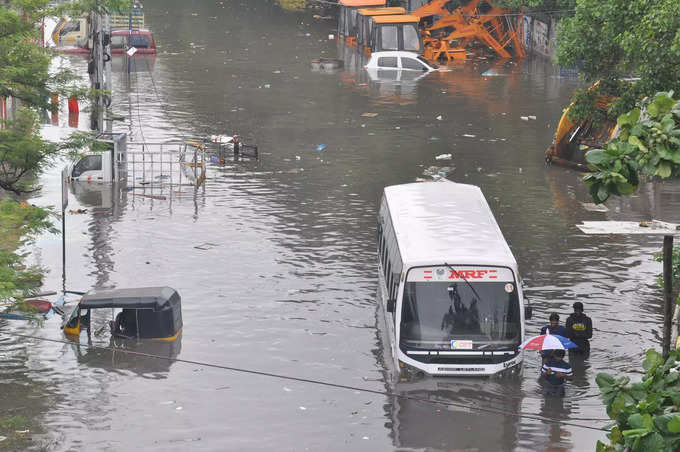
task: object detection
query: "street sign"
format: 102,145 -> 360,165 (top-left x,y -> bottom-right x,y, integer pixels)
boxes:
127,46 -> 137,57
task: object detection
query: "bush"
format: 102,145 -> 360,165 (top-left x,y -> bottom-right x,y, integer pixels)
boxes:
596,349 -> 680,452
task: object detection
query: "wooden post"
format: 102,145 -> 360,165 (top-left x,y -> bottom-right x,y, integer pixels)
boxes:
662,235 -> 674,359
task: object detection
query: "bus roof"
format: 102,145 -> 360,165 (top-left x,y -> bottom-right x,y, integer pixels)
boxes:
357,7 -> 406,16
339,0 -> 386,6
371,14 -> 420,24
382,181 -> 518,269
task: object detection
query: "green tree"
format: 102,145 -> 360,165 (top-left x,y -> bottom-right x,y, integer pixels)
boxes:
556,0 -> 680,120
0,0 -> 125,306
583,92 -> 680,203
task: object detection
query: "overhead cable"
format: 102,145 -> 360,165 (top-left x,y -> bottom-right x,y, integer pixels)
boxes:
1,331 -> 610,432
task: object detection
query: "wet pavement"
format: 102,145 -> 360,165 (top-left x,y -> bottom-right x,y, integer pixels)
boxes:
3,0 -> 680,450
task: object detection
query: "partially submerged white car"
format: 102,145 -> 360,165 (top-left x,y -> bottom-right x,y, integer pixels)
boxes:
364,51 -> 439,74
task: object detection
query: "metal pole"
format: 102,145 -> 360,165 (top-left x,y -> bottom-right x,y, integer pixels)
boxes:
127,0 -> 132,74
61,209 -> 66,294
104,13 -> 112,133
663,235 -> 674,359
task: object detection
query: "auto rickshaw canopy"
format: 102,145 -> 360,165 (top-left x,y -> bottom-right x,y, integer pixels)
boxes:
80,286 -> 180,310
64,287 -> 182,341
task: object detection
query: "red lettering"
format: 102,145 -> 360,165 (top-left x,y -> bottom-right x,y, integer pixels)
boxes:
446,269 -> 497,279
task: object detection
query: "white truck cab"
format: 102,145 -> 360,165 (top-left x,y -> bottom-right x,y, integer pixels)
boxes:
67,133 -> 127,183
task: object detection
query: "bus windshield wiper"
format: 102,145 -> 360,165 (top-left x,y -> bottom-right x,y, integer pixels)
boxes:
443,262 -> 487,307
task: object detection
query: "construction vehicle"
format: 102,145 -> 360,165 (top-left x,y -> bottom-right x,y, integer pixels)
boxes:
368,15 -> 424,54
356,7 -> 406,52
412,0 -> 523,61
545,82 -> 620,170
337,0 -> 386,45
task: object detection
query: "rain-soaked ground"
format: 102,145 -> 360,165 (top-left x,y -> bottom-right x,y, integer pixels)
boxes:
3,0 -> 680,450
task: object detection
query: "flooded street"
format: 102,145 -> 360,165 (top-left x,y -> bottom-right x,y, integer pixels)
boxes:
3,0 -> 680,450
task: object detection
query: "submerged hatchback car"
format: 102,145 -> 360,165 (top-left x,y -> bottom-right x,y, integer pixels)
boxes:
365,51 -> 439,73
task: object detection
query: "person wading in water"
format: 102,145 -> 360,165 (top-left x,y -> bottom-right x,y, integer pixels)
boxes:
566,302 -> 592,357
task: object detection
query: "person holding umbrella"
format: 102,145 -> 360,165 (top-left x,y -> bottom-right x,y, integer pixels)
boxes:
541,350 -> 573,396
521,332 -> 578,395
539,313 -> 568,363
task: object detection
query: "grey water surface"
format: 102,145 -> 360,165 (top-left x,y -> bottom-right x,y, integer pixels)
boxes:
3,1 -> 680,451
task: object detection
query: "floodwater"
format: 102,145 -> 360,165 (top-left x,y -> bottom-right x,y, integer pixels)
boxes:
3,0 -> 680,450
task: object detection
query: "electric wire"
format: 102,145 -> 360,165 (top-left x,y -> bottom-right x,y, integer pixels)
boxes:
0,331 -> 610,432
140,56 -> 188,144
129,57 -> 147,147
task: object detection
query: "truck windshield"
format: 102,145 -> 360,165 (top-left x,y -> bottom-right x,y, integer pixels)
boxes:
400,281 -> 520,350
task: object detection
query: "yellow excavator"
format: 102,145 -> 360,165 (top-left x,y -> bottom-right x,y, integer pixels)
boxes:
545,82 -> 620,170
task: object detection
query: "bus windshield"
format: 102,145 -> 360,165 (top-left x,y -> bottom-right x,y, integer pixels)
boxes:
400,279 -> 521,350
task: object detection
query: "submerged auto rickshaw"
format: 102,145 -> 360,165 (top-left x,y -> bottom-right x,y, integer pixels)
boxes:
62,287 -> 182,341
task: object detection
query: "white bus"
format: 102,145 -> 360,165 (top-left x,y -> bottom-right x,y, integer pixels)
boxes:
377,180 -> 532,377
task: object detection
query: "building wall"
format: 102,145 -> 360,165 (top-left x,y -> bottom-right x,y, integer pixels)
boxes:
521,15 -> 558,60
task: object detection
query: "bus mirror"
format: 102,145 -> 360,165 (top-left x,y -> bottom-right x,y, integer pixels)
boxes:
524,305 -> 533,320
387,299 -> 396,313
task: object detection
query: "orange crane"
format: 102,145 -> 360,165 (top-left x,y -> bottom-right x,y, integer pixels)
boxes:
412,0 -> 523,61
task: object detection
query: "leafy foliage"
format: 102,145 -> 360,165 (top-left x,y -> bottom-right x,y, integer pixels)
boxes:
583,92 -> 680,203
0,109 -> 59,194
556,0 -> 680,128
596,349 -> 680,452
0,0 -> 127,313
0,198 -> 55,303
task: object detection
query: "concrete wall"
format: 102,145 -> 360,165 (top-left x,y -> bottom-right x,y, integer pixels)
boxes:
521,15 -> 558,60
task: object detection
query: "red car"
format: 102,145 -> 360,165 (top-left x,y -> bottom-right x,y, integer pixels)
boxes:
110,29 -> 156,55
57,28 -> 156,55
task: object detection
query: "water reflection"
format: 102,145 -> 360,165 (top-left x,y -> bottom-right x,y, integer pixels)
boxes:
388,378 -> 523,451
68,335 -> 182,378
111,55 -> 157,73
537,394 -> 574,452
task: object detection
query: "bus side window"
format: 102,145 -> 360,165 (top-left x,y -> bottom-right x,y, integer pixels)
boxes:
382,242 -> 389,271
386,261 -> 392,287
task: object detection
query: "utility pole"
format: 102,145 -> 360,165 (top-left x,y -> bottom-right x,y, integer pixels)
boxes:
89,3 -> 112,132
104,13 -> 112,133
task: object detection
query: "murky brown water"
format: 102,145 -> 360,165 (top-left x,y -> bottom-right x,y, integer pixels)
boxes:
3,1 -> 680,450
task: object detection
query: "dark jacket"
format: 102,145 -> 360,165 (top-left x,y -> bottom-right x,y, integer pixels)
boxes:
566,312 -> 592,352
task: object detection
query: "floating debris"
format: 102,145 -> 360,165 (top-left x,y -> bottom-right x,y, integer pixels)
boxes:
581,202 -> 609,212
361,112 -> 378,118
462,134 -> 476,138
194,242 -> 219,250
139,194 -> 167,200
435,154 -> 452,160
